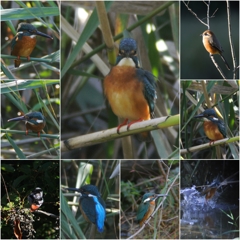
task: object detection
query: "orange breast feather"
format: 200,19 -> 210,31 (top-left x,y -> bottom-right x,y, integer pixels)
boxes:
11,36 -> 37,57
104,66 -> 150,121
203,121 -> 224,140
139,202 -> 155,226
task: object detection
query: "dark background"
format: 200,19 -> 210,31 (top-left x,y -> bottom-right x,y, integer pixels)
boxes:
1,160 -> 59,239
181,1 -> 239,79
181,160 -> 239,205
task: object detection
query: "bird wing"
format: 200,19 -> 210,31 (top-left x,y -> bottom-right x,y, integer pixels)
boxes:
218,121 -> 226,138
136,202 -> 149,222
11,32 -> 24,52
80,197 -> 105,224
209,36 -> 223,53
211,117 -> 227,138
136,68 -> 157,116
80,198 -> 97,224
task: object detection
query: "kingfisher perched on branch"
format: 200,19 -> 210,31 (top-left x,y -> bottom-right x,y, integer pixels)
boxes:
104,37 -> 157,141
66,184 -> 106,233
136,193 -> 167,227
194,108 -> 226,142
8,111 -> 46,137
28,187 -> 44,212
11,22 -> 53,67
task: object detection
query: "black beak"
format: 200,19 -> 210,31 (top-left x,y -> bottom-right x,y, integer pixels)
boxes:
8,116 -> 25,122
65,187 -> 80,192
194,113 -> 204,119
36,30 -> 53,39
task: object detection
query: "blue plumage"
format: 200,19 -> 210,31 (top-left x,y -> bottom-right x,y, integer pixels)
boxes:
116,38 -> 139,67
91,195 -> 106,232
136,68 -> 157,115
67,184 -> 106,233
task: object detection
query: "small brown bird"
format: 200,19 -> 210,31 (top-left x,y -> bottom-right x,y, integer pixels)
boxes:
201,30 -> 230,70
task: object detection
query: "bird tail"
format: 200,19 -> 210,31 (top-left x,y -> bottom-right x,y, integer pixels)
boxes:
220,54 -> 230,70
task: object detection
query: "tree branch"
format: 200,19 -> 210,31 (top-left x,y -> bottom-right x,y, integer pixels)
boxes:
61,115 -> 179,151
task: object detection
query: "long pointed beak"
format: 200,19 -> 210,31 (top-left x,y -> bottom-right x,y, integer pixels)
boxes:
65,187 -> 80,192
8,116 -> 25,122
36,30 -> 53,39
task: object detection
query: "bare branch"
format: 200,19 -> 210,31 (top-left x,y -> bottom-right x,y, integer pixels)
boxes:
183,1 -> 208,27
226,0 -> 237,79
180,136 -> 239,155
61,115 -> 179,151
209,54 -> 227,80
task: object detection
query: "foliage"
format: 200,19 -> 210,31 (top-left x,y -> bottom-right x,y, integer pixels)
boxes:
60,1 -> 179,159
1,80 -> 60,159
61,160 -> 119,239
1,160 -> 59,239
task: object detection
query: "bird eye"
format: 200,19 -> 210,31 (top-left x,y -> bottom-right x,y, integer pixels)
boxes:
119,50 -> 125,55
131,50 -> 136,55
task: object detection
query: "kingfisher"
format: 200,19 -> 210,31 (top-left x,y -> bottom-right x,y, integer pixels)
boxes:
104,38 -> 157,141
67,184 -> 106,233
11,22 -> 53,67
194,108 -> 226,142
8,111 -> 46,137
200,177 -> 220,202
28,187 -> 44,212
136,193 -> 167,227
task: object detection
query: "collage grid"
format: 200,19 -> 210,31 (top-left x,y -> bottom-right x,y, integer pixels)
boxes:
1,1 -> 239,239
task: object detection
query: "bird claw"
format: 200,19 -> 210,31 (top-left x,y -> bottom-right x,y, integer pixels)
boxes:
209,140 -> 215,146
117,119 -> 128,134
127,118 -> 143,130
117,118 -> 143,133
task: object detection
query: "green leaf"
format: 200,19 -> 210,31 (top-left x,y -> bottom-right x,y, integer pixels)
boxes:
1,7 -> 59,21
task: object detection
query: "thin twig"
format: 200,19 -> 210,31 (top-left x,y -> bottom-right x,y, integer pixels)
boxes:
181,136 -> 240,155
1,174 -> 10,203
209,54 -> 227,79
33,209 -> 59,219
206,0 -> 210,28
226,0 -> 237,79
182,1 -> 208,27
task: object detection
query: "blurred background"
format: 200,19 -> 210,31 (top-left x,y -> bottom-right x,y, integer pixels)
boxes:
60,1 -> 180,159
180,80 -> 239,159
1,160 -> 59,239
1,1 -> 60,79
1,80 -> 60,159
181,1 -> 239,79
